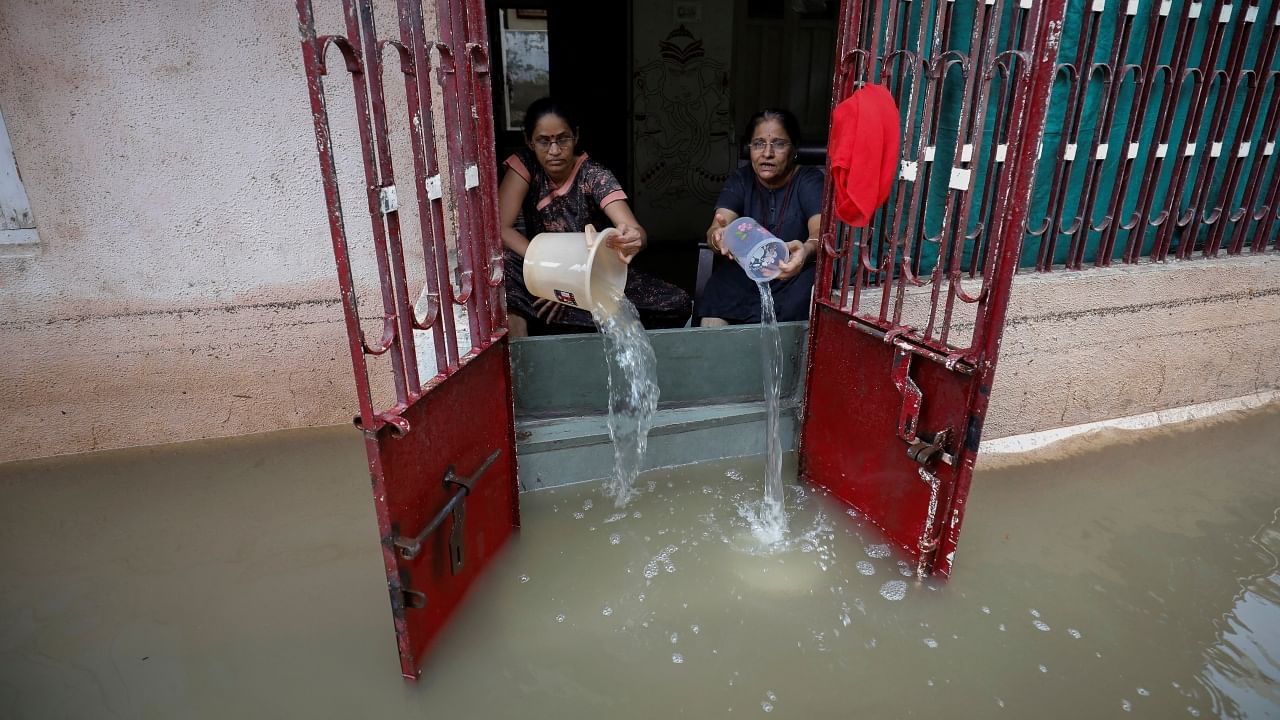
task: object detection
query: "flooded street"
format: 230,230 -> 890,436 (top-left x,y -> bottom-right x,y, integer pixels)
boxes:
2,405 -> 1278,718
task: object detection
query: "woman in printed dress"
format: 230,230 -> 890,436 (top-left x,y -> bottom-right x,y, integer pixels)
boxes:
499,97 -> 691,337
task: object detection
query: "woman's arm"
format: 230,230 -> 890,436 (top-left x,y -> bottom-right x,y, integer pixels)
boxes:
776,212 -> 821,280
499,169 -> 532,256
602,199 -> 647,263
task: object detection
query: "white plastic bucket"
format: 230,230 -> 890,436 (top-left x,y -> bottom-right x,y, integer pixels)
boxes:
723,217 -> 790,282
523,224 -> 628,317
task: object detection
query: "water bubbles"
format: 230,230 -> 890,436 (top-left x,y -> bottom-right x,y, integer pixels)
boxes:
1121,699 -> 1132,712
856,560 -> 875,576
1187,707 -> 1201,717
998,624 -> 1006,632
762,690 -> 777,711
845,508 -> 859,518
604,512 -> 627,524
1137,688 -> 1149,697
726,469 -> 744,481
865,544 -> 892,559
1067,628 -> 1082,639
555,613 -> 566,623
518,574 -> 530,584
633,511 -> 642,519
602,606 -> 613,617
572,512 -> 585,520
981,606 -> 991,614
995,697 -> 1005,708
1038,664 -> 1048,673
670,632 -> 679,644
691,624 -> 700,634
609,533 -> 621,545
923,638 -> 938,649
761,702 -> 774,713
879,580 -> 908,601
1033,620 -> 1051,632
1029,608 -> 1041,618
582,499 -> 594,511
672,653 -> 684,664
702,485 -> 714,494
897,560 -> 914,577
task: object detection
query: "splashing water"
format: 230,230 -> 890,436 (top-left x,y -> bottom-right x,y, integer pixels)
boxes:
594,295 -> 659,507
754,281 -> 788,540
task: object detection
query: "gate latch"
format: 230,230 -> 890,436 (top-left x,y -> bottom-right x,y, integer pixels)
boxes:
393,448 -> 502,571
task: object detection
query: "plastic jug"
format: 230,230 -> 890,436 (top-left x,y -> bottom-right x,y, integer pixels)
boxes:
723,217 -> 790,282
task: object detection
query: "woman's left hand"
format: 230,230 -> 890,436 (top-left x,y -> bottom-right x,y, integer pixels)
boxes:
607,223 -> 645,264
775,239 -> 814,280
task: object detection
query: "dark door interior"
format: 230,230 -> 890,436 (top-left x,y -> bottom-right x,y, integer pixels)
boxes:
487,1 -> 631,190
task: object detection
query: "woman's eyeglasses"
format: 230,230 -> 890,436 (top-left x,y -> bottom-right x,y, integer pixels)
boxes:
533,134 -> 576,150
749,139 -> 792,153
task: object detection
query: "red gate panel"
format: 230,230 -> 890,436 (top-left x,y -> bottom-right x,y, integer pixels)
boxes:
801,0 -> 1068,577
365,342 -> 518,676
297,0 -> 516,678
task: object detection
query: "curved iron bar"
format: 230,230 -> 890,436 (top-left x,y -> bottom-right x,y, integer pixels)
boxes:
297,2 -> 380,432
326,3 -> 412,406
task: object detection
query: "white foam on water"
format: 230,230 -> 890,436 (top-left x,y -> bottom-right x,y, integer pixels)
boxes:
880,580 -> 908,601
594,296 -> 659,508
856,560 -> 875,576
865,544 -> 892,559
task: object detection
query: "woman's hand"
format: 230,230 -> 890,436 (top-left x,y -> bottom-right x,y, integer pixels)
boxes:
776,238 -> 816,280
707,211 -> 736,257
532,297 -> 565,324
607,222 -> 645,264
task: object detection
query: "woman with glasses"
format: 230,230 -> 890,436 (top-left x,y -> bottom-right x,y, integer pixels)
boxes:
499,97 -> 691,336
700,108 -> 823,326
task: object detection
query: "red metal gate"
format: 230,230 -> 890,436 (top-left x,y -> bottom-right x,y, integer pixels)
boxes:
801,0 -> 1069,578
296,0 -> 516,678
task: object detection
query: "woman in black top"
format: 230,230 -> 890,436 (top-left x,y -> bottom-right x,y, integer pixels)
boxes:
701,108 -> 823,325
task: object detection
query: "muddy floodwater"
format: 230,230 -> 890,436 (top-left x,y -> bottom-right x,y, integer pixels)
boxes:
2,405 -> 1278,718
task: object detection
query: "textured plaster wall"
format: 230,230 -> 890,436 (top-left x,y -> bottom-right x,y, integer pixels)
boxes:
0,1 -> 440,463
983,255 -> 1280,440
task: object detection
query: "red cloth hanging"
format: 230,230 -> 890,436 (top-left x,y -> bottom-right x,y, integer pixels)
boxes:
828,84 -> 901,228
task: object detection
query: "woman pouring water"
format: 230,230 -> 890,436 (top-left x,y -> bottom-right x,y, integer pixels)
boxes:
500,97 -> 691,337
700,108 -> 823,326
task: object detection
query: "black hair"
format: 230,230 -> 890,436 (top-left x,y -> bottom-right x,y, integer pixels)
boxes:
745,108 -> 802,150
522,97 -> 580,140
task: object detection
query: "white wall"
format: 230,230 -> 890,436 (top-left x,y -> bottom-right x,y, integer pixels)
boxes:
0,0 -> 441,462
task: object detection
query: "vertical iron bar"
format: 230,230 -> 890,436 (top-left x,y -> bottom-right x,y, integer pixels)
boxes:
354,0 -> 422,398
394,0 -> 462,373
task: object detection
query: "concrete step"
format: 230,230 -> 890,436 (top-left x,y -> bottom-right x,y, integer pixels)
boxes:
515,400 -> 799,491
